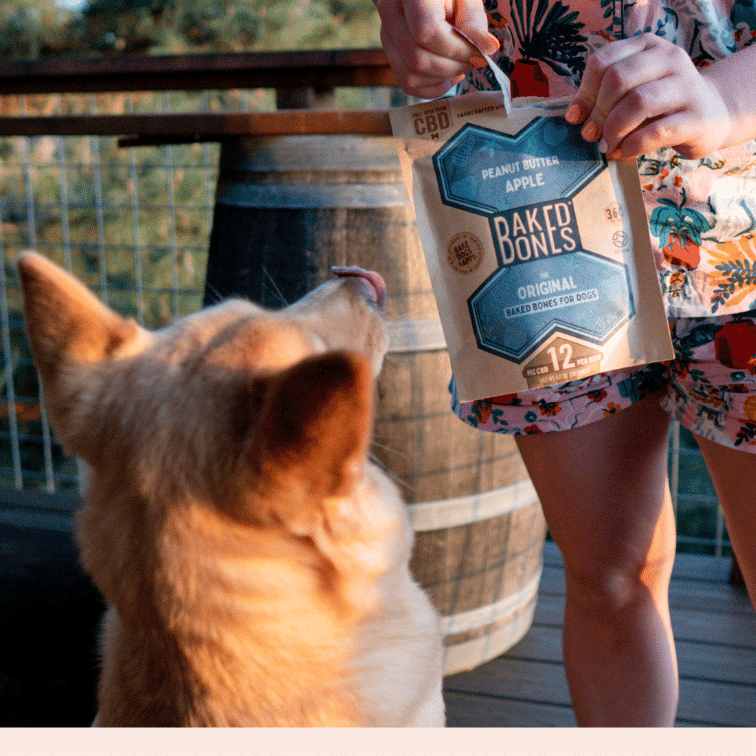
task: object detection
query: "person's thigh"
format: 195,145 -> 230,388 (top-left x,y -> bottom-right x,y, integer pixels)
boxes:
515,390 -> 675,594
695,435 -> 756,602
658,315 -> 756,601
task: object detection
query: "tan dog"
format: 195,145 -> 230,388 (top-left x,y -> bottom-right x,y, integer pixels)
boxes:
18,252 -> 444,727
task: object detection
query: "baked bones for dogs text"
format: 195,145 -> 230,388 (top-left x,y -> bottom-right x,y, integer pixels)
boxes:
390,91 -> 673,401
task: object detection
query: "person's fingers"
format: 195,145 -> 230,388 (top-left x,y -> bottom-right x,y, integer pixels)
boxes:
403,75 -> 469,99
563,33 -> 732,160
379,5 -> 477,96
610,93 -> 730,162
609,111 -> 705,160
566,34 -> 666,135
597,75 -> 696,155
375,0 -> 501,97
453,0 -> 500,55
377,0 -> 497,95
400,0 -> 480,62
384,23 -> 475,79
574,36 -> 653,102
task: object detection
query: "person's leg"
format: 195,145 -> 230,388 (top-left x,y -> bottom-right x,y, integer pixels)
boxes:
516,390 -> 678,726
655,314 -> 756,606
694,435 -> 756,605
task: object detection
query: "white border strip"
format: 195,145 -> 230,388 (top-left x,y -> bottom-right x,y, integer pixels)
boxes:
442,599 -> 537,676
387,318 -> 446,353
407,478 -> 539,531
439,566 -> 542,635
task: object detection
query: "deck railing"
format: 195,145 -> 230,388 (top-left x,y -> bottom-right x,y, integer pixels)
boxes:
0,49 -> 731,556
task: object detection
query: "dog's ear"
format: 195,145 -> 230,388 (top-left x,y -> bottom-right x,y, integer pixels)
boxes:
251,351 -> 373,520
17,251 -> 150,452
18,251 -> 146,383
247,351 -> 404,612
248,350 -> 377,539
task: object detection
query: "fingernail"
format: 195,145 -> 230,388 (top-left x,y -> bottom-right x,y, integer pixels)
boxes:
565,104 -> 583,124
598,138 -> 608,153
468,55 -> 488,69
582,122 -> 599,141
486,32 -> 500,52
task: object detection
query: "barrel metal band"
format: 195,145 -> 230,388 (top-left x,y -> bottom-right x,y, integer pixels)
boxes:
215,181 -> 409,209
387,318 -> 446,353
439,566 -> 542,636
406,479 -> 539,532
441,603 -> 536,675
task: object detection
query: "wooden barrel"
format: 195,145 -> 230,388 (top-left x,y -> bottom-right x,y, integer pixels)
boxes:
205,133 -> 547,675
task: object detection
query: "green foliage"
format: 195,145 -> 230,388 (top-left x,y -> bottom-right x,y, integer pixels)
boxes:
0,0 -> 76,58
0,0 -> 380,57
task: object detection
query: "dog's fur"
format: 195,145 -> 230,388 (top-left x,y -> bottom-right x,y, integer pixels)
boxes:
18,252 -> 444,727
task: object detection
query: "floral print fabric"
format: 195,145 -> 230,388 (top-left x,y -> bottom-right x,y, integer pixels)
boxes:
464,0 -> 756,317
452,315 -> 756,451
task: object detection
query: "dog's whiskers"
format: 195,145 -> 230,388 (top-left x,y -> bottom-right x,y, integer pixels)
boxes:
261,266 -> 289,307
370,439 -> 410,461
368,451 -> 415,493
203,280 -> 227,306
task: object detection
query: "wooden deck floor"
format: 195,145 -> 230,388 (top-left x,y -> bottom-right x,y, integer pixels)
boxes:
443,541 -> 756,727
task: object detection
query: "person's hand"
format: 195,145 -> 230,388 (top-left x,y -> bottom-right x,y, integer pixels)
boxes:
565,33 -> 732,161
374,0 -> 499,98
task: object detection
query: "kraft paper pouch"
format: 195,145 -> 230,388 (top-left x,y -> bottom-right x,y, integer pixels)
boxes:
390,63 -> 673,401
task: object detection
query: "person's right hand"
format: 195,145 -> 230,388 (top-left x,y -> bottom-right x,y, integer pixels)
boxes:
374,0 -> 499,98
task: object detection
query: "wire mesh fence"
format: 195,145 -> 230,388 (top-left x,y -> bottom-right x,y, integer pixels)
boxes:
0,88 -> 732,556
0,89 -> 226,500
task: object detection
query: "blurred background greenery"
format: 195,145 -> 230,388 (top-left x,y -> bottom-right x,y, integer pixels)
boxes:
0,0 -> 381,57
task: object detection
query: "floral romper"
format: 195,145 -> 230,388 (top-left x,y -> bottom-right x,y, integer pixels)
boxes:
452,0 -> 756,450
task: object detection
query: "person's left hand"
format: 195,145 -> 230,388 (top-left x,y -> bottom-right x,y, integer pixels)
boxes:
565,33 -> 732,161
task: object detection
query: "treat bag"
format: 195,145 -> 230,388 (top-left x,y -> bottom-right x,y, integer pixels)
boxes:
390,52 -> 673,401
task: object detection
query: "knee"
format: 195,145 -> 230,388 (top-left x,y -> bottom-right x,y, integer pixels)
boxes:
563,552 -> 674,618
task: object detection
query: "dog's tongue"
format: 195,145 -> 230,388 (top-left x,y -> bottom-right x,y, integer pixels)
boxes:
331,266 -> 387,316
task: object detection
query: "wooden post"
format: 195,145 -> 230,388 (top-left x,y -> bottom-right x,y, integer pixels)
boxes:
276,86 -> 337,110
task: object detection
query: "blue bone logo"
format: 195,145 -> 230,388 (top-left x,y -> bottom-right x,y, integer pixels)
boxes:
469,254 -> 634,361
433,118 -> 604,215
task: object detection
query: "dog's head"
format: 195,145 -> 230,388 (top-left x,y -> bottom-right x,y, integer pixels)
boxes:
18,252 -> 406,616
